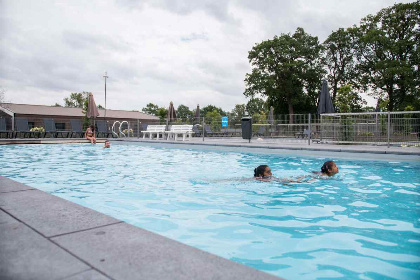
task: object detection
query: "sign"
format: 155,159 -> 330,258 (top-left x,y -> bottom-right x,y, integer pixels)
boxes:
221,116 -> 228,127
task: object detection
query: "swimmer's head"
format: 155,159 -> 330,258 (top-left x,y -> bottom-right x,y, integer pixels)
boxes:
321,161 -> 339,176
104,140 -> 110,148
254,165 -> 272,178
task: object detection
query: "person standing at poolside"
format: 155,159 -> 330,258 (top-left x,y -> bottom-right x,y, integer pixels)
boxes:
85,125 -> 96,144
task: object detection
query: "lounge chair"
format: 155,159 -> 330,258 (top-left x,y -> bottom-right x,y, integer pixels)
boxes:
96,120 -> 112,138
43,119 -> 68,138
255,126 -> 266,137
69,119 -> 84,138
0,118 -> 12,138
141,125 -> 166,139
15,118 -> 36,138
204,125 -> 216,137
192,125 -> 202,137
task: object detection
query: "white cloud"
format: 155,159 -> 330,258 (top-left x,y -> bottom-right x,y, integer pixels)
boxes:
0,0 -> 412,112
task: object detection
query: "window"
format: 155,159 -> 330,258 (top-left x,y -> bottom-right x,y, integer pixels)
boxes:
55,123 -> 66,130
28,122 -> 35,129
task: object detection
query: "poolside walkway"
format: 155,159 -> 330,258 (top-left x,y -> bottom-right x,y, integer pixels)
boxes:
118,137 -> 420,156
0,176 -> 281,280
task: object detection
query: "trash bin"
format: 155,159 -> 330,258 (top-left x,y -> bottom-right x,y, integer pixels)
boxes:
241,117 -> 252,141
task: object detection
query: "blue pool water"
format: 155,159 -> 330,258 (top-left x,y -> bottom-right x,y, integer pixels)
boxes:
0,143 -> 419,279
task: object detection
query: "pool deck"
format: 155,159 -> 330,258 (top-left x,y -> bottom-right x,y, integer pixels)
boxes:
1,137 -> 419,156
0,176 -> 281,280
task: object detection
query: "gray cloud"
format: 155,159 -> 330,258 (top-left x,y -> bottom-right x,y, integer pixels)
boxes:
0,0 -> 412,111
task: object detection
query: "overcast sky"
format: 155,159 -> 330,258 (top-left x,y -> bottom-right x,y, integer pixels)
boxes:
0,0 -> 412,112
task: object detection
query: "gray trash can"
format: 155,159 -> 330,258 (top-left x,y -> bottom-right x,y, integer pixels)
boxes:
241,117 -> 252,141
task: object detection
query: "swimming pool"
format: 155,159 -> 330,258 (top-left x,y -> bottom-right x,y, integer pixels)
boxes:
0,143 -> 419,279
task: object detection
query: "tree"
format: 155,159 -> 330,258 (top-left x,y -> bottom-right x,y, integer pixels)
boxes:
176,104 -> 192,120
142,103 -> 159,115
335,85 -> 367,113
246,98 -> 266,116
205,110 -> 222,132
64,92 -> 88,108
97,104 -> 104,109
244,27 -> 324,123
157,107 -> 168,122
229,104 -> 246,124
322,27 -> 359,102
201,105 -> 226,117
53,103 -> 62,107
356,1 -> 420,111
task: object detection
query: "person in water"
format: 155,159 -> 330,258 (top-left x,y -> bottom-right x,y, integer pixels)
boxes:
85,125 -> 97,144
254,161 -> 339,183
103,140 -> 110,149
318,161 -> 339,177
254,165 -> 272,181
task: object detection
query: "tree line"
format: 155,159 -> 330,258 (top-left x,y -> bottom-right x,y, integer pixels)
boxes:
244,1 -> 419,119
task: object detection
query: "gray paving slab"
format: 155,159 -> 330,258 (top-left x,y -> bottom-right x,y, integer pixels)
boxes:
0,187 -> 121,237
0,218 -> 90,280
61,269 -> 111,280
0,175 -> 34,193
52,222 -> 281,280
0,209 -> 20,225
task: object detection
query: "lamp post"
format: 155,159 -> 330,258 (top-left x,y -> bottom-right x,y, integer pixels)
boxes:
103,71 -> 108,119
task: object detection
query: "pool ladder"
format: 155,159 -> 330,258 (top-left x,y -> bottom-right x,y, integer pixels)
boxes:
111,121 -> 130,138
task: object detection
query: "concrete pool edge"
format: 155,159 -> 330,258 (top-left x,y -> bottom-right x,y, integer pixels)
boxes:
114,138 -> 420,158
0,176 -> 282,280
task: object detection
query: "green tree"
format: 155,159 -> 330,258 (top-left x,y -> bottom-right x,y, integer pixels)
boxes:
244,27 -> 324,123
157,107 -> 168,122
142,103 -> 160,115
246,98 -> 266,116
205,109 -> 222,132
201,105 -> 226,117
356,1 -> 420,111
176,104 -> 192,120
335,85 -> 367,113
53,103 -> 62,107
322,27 -> 359,102
229,104 -> 246,124
64,92 -> 88,108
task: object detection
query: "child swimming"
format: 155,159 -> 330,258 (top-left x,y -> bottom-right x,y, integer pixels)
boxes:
254,161 -> 339,183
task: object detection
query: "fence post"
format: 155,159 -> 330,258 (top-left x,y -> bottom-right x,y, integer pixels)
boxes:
320,114 -> 323,142
202,117 -> 205,141
308,113 -> 311,146
387,111 -> 390,148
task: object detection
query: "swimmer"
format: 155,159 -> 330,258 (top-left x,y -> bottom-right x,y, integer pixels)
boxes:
254,165 -> 272,181
103,140 -> 110,149
318,161 -> 339,177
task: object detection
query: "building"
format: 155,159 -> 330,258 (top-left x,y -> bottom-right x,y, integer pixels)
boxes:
0,103 -> 159,135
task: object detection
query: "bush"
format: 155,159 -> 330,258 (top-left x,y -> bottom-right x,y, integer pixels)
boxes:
30,127 -> 45,132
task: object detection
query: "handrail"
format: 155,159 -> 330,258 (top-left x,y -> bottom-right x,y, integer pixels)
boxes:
112,121 -> 121,137
119,121 -> 129,137
112,120 -> 130,137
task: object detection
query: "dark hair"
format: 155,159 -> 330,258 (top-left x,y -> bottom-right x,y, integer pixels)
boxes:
254,165 -> 268,177
321,161 -> 335,174
90,125 -> 95,131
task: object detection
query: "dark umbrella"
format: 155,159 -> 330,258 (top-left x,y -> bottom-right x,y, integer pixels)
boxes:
87,93 -> 100,125
268,106 -> 274,124
167,101 -> 177,122
194,104 -> 200,124
317,79 -> 335,114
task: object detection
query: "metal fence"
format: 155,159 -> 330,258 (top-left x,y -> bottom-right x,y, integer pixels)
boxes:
95,112 -> 420,147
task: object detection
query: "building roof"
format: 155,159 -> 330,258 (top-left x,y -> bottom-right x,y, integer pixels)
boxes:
0,103 -> 159,120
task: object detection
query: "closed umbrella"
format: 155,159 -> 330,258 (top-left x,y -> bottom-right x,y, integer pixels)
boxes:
167,101 -> 177,122
268,106 -> 274,124
87,93 -> 100,125
317,80 -> 335,114
194,104 -> 200,124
